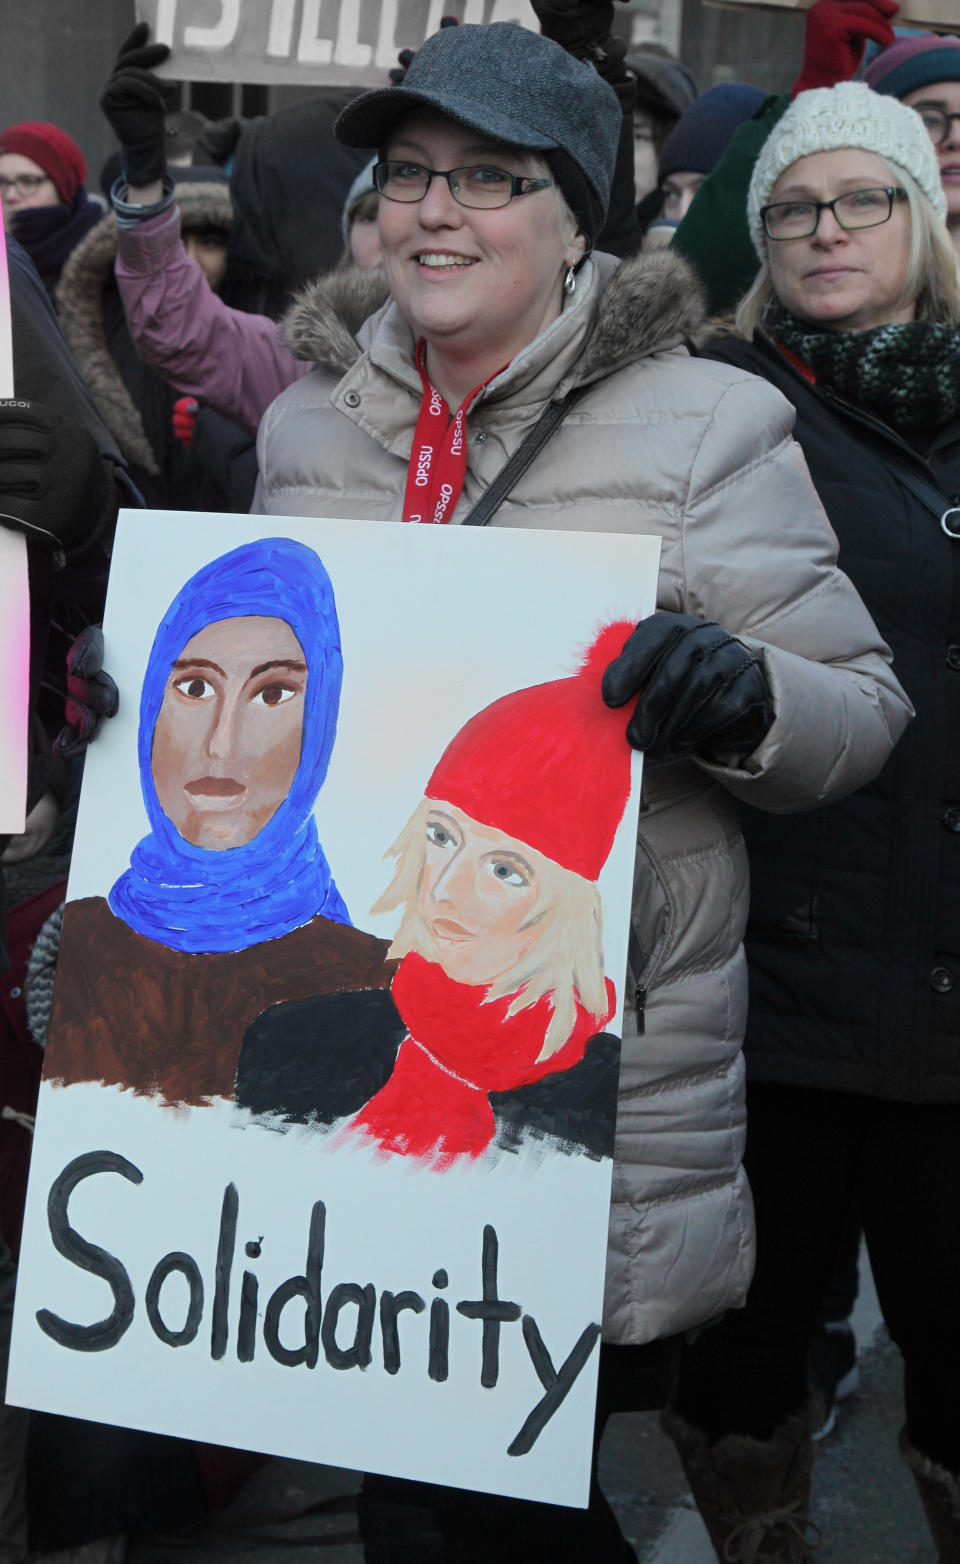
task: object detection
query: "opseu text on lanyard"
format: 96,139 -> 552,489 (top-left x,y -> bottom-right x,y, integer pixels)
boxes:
402,341 -> 502,524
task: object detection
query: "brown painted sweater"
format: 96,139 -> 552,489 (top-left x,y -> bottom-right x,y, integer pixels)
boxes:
44,896 -> 395,1107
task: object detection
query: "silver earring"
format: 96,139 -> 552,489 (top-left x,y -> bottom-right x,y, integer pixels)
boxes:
563,266 -> 577,295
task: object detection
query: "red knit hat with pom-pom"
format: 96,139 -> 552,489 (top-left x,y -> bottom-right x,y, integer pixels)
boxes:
0,122 -> 87,204
426,621 -> 635,883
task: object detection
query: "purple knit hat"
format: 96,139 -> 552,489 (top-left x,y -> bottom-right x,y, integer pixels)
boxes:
863,34 -> 960,99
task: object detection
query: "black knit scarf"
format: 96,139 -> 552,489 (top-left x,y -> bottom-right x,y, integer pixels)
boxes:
11,192 -> 102,304
767,301 -> 960,434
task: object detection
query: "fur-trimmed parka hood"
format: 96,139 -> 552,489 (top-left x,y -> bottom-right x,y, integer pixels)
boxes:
57,183 -> 233,475
281,249 -> 706,386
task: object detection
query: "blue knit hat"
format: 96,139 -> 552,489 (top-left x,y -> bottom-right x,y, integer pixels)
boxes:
341,156 -> 377,246
658,83 -> 766,181
863,33 -> 960,99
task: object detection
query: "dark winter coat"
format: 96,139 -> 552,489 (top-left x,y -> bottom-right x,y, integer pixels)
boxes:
703,330 -> 960,1104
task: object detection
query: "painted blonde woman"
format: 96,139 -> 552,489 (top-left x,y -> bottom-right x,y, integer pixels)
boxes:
236,623 -> 634,1165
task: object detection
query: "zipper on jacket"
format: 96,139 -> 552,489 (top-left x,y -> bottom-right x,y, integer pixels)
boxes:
818,384 -> 946,488
627,926 -> 647,1035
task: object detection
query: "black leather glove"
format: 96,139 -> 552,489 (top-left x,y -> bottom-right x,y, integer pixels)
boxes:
56,627 -> 119,760
531,0 -> 613,51
530,0 -> 629,78
100,21 -> 176,187
602,612 -> 775,761
0,399 -> 108,556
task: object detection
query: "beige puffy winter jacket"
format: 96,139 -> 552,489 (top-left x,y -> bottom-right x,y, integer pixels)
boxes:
255,250 -> 912,1344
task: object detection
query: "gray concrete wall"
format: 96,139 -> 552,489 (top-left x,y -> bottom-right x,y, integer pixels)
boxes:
1,2 -> 134,195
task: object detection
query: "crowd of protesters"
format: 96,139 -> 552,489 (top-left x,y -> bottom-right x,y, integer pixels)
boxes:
1,1 -> 959,1560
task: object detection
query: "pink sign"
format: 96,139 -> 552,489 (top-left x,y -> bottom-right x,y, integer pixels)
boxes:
0,200 -> 30,835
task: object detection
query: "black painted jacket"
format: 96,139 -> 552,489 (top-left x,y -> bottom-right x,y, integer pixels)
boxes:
702,330 -> 960,1102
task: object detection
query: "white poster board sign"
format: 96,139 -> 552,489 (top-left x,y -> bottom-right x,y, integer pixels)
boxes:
0,200 -> 29,836
138,0 -> 541,88
10,512 -> 660,1507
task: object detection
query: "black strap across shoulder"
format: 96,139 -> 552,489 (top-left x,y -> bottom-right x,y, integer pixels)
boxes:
462,388 -> 583,528
883,456 -> 960,540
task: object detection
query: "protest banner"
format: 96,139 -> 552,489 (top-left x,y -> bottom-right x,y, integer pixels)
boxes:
703,0 -> 960,30
137,0 -> 541,88
9,511 -> 659,1506
0,201 -> 30,836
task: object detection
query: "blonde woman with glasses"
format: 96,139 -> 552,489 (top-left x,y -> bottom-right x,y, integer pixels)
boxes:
667,81 -> 960,1564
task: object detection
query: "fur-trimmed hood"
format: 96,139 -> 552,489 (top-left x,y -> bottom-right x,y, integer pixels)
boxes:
57,184 -> 233,475
280,249 -> 706,385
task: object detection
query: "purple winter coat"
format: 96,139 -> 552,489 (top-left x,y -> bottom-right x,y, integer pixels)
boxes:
115,203 -> 309,436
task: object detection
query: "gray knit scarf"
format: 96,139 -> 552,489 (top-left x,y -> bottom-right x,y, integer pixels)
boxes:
767,303 -> 960,435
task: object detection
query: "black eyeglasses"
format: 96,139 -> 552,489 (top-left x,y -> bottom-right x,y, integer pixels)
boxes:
761,186 -> 906,241
0,172 -> 51,198
912,104 -> 960,146
374,161 -> 553,210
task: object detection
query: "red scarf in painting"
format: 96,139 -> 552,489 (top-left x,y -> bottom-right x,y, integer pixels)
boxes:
348,952 -> 615,1166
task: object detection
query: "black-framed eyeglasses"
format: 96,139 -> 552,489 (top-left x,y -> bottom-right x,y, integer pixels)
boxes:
0,172 -> 51,199
374,161 -> 553,210
761,186 -> 907,241
912,104 -> 960,146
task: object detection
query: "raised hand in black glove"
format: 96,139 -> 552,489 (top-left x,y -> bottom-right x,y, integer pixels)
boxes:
100,21 -> 176,188
56,626 -> 119,759
530,0 -> 631,86
0,399 -> 108,556
602,612 -> 774,761
530,0 -> 616,55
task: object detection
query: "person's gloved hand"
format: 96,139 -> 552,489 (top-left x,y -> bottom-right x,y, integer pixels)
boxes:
389,15 -> 459,84
530,0 -> 631,97
55,626 -> 119,760
791,0 -> 897,96
602,612 -> 774,760
172,396 -> 199,448
530,0 -> 615,54
100,21 -> 176,187
0,399 -> 108,555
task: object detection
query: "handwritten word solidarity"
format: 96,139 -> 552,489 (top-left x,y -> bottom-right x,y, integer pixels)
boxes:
36,1151 -> 600,1456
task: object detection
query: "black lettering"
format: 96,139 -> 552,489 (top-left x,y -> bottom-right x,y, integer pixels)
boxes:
263,1201 -> 325,1368
321,1282 -> 376,1370
238,1270 -> 259,1362
36,1150 -> 141,1352
379,1290 -> 425,1374
507,1317 -> 601,1457
145,1253 -> 203,1347
211,1184 -> 238,1361
429,1298 -> 449,1383
456,1225 -> 520,1388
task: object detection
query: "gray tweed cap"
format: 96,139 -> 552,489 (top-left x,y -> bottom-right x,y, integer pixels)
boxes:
335,22 -> 622,218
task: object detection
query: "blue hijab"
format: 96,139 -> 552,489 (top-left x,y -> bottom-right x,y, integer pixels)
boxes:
109,538 -> 350,953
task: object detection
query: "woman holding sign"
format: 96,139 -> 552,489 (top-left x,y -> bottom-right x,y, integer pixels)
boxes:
252,20 -> 912,1558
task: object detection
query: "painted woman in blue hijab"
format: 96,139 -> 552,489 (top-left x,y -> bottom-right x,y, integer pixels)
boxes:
46,539 -> 397,1107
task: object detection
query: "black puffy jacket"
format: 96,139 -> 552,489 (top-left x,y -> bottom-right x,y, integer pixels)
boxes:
702,329 -> 960,1103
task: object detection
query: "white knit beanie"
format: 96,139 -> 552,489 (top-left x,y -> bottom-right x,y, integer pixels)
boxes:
747,81 -> 946,258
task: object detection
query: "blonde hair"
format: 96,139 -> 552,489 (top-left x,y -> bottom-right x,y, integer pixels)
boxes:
735,158 -> 960,337
372,798 -> 607,1061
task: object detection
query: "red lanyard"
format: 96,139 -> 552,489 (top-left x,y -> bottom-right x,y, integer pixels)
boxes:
402,340 -> 501,524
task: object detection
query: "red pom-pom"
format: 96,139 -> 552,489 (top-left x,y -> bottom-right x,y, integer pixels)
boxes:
578,620 -> 637,685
